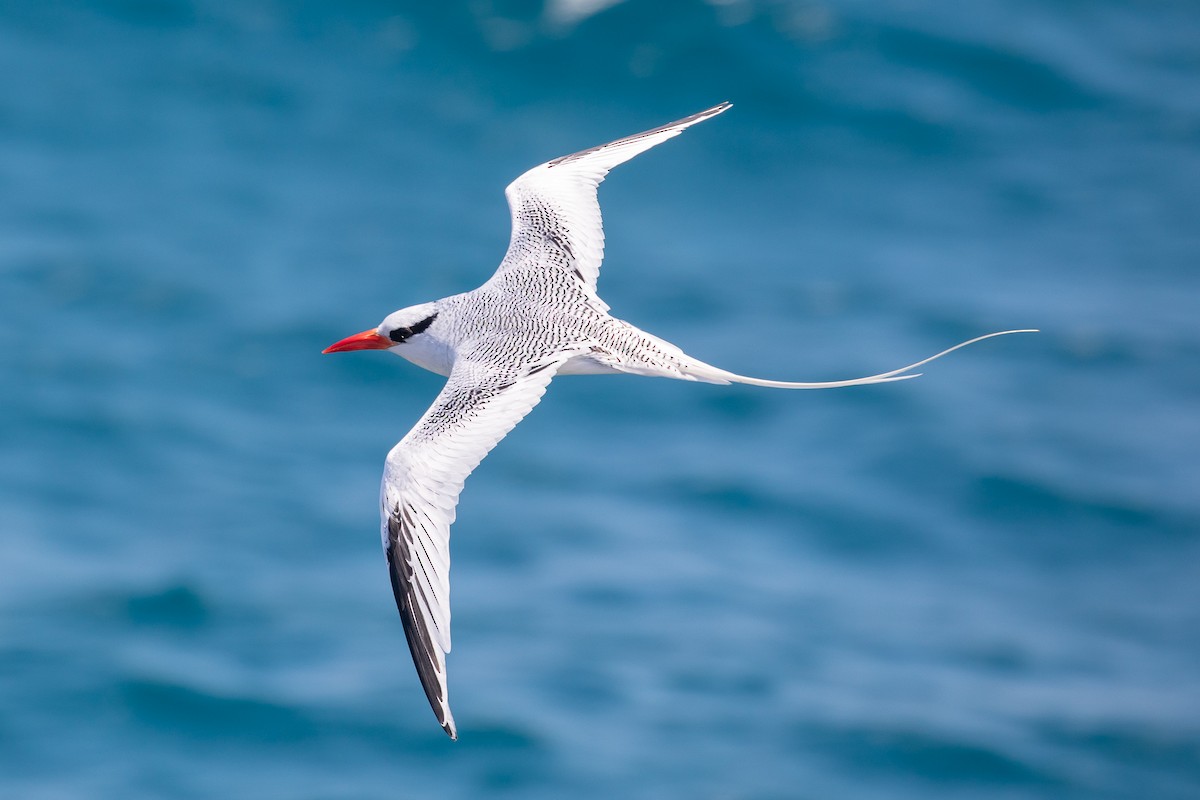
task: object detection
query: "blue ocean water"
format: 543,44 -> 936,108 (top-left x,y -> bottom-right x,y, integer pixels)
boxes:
2,1 -> 1198,797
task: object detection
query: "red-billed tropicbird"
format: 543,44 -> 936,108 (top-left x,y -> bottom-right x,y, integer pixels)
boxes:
323,102 -> 1033,739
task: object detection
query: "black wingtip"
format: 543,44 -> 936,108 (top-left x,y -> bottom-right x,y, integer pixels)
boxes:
701,101 -> 732,117
386,506 -> 459,741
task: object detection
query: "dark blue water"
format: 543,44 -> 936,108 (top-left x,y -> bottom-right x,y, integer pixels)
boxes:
3,1 -> 1198,797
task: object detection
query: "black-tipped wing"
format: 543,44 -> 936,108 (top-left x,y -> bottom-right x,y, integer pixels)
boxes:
380,357 -> 567,739
494,103 -> 731,310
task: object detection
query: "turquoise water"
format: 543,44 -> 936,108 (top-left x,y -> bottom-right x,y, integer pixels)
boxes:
3,1 -> 1198,797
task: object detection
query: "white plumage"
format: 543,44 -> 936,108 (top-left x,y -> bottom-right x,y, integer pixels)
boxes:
323,102 -> 1034,739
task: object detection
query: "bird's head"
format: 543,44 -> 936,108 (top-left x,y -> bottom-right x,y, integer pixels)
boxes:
323,302 -> 440,354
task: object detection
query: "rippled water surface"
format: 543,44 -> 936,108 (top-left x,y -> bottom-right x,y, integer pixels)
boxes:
3,2 -> 1199,798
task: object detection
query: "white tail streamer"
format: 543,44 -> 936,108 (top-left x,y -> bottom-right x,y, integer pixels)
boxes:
687,330 -> 1039,389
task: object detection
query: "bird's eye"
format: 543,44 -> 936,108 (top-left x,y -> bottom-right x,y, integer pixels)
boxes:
387,313 -> 438,344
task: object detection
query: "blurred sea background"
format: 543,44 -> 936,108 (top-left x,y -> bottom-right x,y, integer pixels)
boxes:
2,1 -> 1198,798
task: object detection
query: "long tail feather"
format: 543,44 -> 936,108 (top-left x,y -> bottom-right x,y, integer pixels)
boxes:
688,329 -> 1038,389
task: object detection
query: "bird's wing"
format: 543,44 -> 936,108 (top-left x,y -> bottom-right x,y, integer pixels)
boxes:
494,102 -> 732,309
379,355 -> 567,740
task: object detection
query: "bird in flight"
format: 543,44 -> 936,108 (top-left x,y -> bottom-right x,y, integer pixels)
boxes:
323,102 -> 1033,739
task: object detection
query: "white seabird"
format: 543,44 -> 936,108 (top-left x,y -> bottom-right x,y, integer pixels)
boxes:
323,102 -> 1033,739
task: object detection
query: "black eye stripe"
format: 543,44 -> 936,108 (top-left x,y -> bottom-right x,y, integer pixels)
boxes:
410,313 -> 437,336
388,312 -> 438,343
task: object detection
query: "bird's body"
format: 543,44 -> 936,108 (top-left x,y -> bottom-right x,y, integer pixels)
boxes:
324,103 -> 1033,739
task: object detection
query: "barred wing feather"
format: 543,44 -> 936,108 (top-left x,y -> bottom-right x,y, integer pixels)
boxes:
380,357 -> 566,739
496,102 -> 732,308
